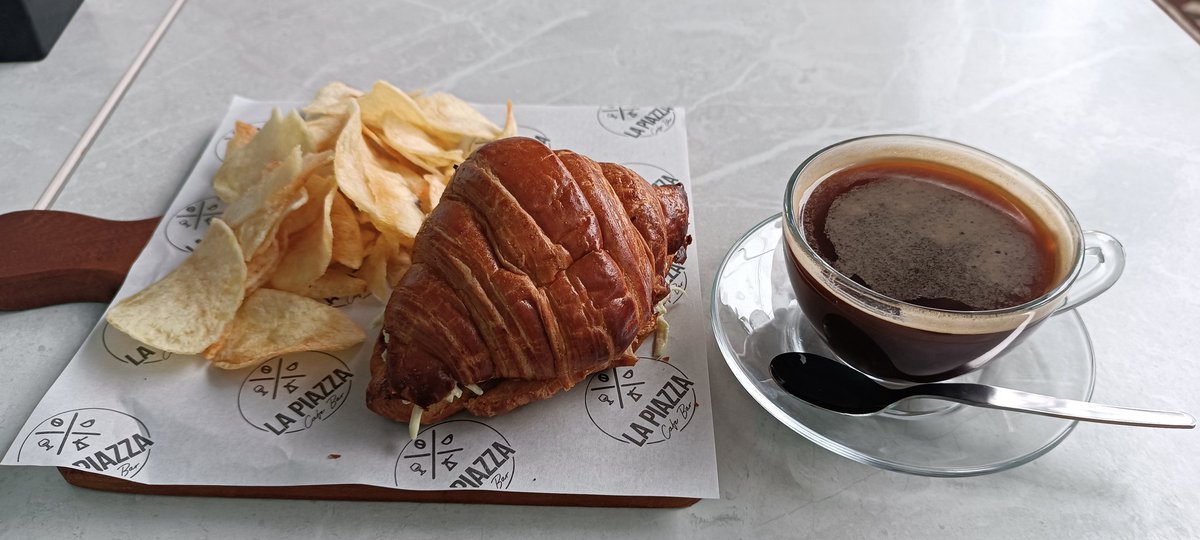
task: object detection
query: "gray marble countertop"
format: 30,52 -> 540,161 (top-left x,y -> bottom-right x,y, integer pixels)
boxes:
3,1 -> 1199,538
0,0 -> 175,214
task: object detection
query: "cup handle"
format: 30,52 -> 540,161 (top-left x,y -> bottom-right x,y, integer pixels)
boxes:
1053,230 -> 1125,314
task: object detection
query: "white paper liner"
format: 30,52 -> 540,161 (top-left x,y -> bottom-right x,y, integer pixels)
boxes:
3,98 -> 718,500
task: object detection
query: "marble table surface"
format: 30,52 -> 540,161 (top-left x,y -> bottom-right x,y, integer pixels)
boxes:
2,1 -> 1199,538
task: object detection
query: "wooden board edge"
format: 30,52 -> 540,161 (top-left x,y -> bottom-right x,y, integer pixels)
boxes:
58,468 -> 701,508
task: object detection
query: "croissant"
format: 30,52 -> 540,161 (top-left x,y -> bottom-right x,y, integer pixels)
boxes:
366,137 -> 690,426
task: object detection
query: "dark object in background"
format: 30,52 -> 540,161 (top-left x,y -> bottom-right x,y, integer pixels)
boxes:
1,0 -> 84,62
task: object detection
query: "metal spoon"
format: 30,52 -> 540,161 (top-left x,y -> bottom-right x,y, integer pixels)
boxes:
768,352 -> 1196,429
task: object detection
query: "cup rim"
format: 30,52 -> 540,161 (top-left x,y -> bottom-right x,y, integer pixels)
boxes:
783,134 -> 1086,318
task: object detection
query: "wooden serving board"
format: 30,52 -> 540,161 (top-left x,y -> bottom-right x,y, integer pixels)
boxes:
0,210 -> 160,310
4,210 -> 699,507
58,468 -> 699,507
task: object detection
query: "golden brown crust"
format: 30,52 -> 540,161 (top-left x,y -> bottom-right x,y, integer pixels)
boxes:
366,137 -> 690,422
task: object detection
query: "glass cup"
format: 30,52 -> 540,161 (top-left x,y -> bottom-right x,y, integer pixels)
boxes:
783,135 -> 1124,384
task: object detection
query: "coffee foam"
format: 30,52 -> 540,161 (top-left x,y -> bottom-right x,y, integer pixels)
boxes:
821,175 -> 1046,312
786,138 -> 1082,335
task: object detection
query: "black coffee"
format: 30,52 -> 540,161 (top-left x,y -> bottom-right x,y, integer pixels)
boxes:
802,159 -> 1059,311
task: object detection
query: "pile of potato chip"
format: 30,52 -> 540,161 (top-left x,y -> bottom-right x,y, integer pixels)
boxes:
106,81 -> 516,369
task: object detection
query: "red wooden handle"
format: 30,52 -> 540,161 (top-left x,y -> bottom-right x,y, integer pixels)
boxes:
0,210 -> 160,310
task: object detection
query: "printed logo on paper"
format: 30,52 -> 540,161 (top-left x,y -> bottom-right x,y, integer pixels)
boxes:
597,106 -> 676,138
165,197 -> 225,252
214,120 -> 267,161
101,322 -> 172,366
623,162 -> 687,306
623,162 -> 682,188
17,408 -> 154,478
517,125 -> 552,148
662,261 -> 687,306
584,358 -> 697,447
395,420 -> 515,490
237,352 -> 353,435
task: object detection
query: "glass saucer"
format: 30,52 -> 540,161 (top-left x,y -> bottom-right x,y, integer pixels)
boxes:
711,214 -> 1096,477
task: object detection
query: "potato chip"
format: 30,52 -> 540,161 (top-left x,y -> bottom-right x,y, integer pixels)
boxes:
269,183 -> 335,294
306,115 -> 346,152
499,100 -> 517,139
456,100 -> 519,156
305,265 -> 368,299
304,83 -> 362,152
421,173 -> 446,213
359,221 -> 379,248
213,109 -> 313,203
221,147 -> 307,259
106,219 -> 245,354
376,115 -> 465,174
414,91 -> 504,142
302,81 -> 363,118
361,127 -> 429,189
358,81 -> 430,135
226,149 -> 333,260
300,150 -> 335,177
203,288 -> 365,370
365,161 -> 424,242
226,121 -> 258,156
359,237 -> 394,301
329,191 -> 364,269
333,103 -> 378,209
280,171 -> 335,236
244,228 -> 286,295
335,101 -> 424,242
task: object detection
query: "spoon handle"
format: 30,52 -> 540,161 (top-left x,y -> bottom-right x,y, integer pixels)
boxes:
904,383 -> 1196,429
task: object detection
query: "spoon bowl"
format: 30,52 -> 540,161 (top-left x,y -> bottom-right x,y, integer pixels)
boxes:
768,352 -> 897,415
769,352 -> 1195,429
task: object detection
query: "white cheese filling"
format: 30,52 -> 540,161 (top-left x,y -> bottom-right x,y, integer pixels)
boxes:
408,407 -> 423,440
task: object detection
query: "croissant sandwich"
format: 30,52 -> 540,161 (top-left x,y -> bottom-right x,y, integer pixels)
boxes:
366,137 -> 690,431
